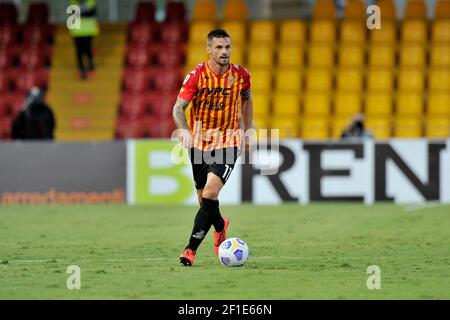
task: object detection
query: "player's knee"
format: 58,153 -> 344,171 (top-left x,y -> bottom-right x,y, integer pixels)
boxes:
202,186 -> 219,200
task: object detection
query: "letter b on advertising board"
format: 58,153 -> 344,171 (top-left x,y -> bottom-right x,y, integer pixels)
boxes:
128,141 -> 193,204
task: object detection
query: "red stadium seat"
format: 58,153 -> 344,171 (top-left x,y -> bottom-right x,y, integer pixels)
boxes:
129,23 -> 158,46
148,92 -> 178,118
0,49 -> 14,69
19,50 -> 45,69
116,118 -> 147,139
0,2 -> 18,25
153,68 -> 182,93
123,69 -> 152,94
9,95 -> 25,117
146,116 -> 177,138
165,1 -> 186,22
0,26 -> 18,47
0,117 -> 12,139
160,23 -> 187,45
126,46 -> 153,69
0,72 -> 13,93
120,93 -> 149,119
15,68 -> 48,93
22,25 -> 51,46
155,48 -> 184,68
0,96 -> 9,117
134,2 -> 156,23
26,2 -> 49,24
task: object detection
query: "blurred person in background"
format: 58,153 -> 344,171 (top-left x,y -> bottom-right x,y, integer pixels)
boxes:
12,87 -> 55,140
70,0 -> 99,80
340,113 -> 373,140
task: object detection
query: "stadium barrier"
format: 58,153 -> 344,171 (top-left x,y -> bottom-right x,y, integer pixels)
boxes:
1,139 -> 449,205
0,142 -> 126,204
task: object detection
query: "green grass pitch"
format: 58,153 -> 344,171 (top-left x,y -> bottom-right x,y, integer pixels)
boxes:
0,203 -> 449,299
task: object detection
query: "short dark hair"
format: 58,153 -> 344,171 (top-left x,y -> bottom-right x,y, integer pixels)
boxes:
207,29 -> 231,45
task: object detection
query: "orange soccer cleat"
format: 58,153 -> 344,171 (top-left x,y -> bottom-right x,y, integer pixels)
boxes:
179,248 -> 196,266
214,217 -> 229,256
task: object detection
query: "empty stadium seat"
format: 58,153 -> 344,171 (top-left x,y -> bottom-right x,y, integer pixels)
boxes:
129,23 -> 157,46
336,68 -> 363,91
165,1 -> 186,22
192,0 -> 217,21
399,43 -> 426,67
155,48 -> 184,68
367,68 -> 394,91
220,21 -> 246,44
250,21 -> 276,44
272,92 -> 300,117
340,19 -> 366,43
247,45 -> 274,68
301,117 -> 329,139
377,0 -> 397,19
22,25 -> 52,46
429,69 -> 450,91
252,91 -> 271,117
398,68 -> 424,91
334,91 -> 361,115
224,0 -> 248,20
432,20 -> 450,42
428,91 -> 450,115
280,20 -> 306,44
0,72 -> 12,93
435,0 -> 450,18
123,69 -> 152,94
369,45 -> 395,67
309,43 -> 334,67
120,93 -> 149,119
303,91 -> 331,115
344,0 -> 366,19
134,2 -> 156,23
251,68 -> 272,91
0,117 -> 12,139
0,2 -> 18,25
189,21 -> 215,43
402,19 -> 427,43
0,26 -> 18,47
278,45 -> 304,67
230,45 -> 244,65
275,68 -> 302,91
313,0 -> 336,18
405,0 -> 427,19
425,117 -> 450,138
19,50 -> 46,70
0,50 -> 14,69
186,45 -> 208,70
271,117 -> 299,138
126,46 -> 152,69
26,2 -> 49,24
338,44 -> 365,67
370,19 -> 397,43
148,92 -> 178,118
396,91 -> 423,116
365,91 -> 393,116
394,117 -> 422,138
310,19 -> 336,43
365,116 -> 391,139
332,116 -> 353,139
160,23 -> 187,45
147,117 -> 177,138
153,68 -> 182,93
430,44 -> 450,67
116,118 -> 147,138
15,68 -> 48,93
305,68 -> 332,91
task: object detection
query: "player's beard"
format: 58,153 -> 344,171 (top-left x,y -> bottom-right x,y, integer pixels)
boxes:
218,56 -> 230,67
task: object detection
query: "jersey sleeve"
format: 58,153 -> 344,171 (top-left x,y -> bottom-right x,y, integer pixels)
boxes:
240,69 -> 251,98
178,68 -> 199,102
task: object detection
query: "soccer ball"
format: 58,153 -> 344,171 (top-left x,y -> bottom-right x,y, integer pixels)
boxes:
218,238 -> 249,267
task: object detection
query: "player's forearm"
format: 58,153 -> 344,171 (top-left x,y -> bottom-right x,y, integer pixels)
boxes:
241,95 -> 253,131
172,97 -> 190,130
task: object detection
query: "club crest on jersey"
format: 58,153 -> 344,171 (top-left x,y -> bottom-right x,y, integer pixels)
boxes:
228,75 -> 234,85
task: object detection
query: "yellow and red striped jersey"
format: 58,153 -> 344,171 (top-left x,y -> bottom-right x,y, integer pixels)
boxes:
178,62 -> 251,151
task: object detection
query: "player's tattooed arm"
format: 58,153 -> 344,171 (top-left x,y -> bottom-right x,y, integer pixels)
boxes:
172,97 -> 193,148
241,92 -> 253,131
172,97 -> 190,130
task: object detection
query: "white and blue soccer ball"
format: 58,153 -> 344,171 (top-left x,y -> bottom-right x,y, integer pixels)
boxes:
218,238 -> 249,267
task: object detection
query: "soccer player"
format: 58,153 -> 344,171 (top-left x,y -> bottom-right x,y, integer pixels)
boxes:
172,29 -> 253,266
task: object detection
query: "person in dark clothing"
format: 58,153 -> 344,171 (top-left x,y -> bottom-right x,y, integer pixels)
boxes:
12,87 -> 55,140
341,113 -> 373,140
